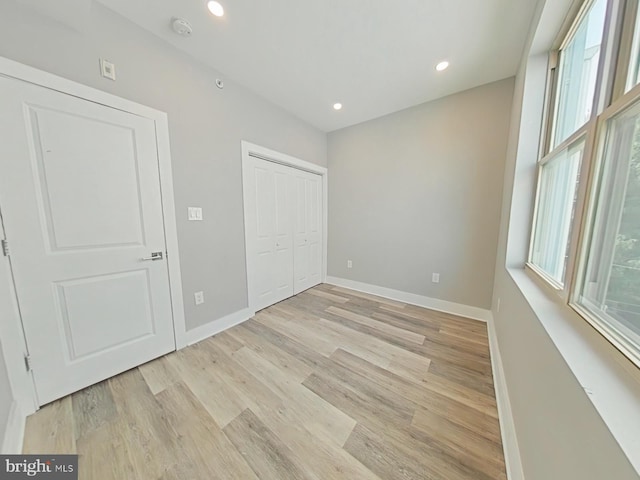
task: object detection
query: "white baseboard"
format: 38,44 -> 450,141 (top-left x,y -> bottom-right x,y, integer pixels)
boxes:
325,276 -> 491,322
486,313 -> 525,480
2,401 -> 26,454
184,308 -> 255,347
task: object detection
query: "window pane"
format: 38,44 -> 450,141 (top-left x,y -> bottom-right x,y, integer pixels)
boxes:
531,141 -> 585,284
626,5 -> 640,92
553,0 -> 607,147
578,100 -> 640,347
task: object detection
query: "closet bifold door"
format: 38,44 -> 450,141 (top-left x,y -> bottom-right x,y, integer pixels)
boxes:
293,169 -> 322,294
245,158 -> 294,311
244,154 -> 323,311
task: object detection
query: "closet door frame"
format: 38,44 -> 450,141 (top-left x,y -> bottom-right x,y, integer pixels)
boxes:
241,141 -> 327,313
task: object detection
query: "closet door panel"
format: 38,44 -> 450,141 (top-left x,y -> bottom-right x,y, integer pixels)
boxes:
273,168 -> 294,300
247,160 -> 294,311
253,164 -> 276,307
293,175 -> 310,294
307,174 -> 322,286
293,171 -> 322,294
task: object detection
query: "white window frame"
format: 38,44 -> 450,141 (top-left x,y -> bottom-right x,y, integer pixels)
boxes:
528,0 -> 616,292
527,126 -> 593,293
528,0 -> 640,369
527,0 -> 611,297
570,80 -> 640,369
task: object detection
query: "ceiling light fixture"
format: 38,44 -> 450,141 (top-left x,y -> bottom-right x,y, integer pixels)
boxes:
333,103 -> 343,110
436,61 -> 450,72
207,1 -> 224,17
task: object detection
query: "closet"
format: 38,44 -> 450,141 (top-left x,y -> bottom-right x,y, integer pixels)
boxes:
242,148 -> 324,312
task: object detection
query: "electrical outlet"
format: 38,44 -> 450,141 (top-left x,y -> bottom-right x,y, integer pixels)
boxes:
194,291 -> 205,305
432,273 -> 440,283
497,297 -> 501,312
347,260 -> 353,269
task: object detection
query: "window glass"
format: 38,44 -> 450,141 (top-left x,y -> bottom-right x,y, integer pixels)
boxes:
530,140 -> 585,284
626,6 -> 640,92
578,100 -> 640,345
553,0 -> 607,147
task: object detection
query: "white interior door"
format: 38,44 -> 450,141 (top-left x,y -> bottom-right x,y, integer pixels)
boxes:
244,157 -> 294,311
293,170 -> 323,294
0,76 -> 176,405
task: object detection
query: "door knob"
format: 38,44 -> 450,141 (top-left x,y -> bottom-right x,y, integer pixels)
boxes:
141,251 -> 164,261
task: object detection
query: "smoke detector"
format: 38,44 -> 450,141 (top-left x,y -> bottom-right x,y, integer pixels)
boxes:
171,18 -> 193,37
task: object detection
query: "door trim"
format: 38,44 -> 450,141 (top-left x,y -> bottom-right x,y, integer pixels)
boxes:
0,56 -> 187,416
241,141 -> 328,313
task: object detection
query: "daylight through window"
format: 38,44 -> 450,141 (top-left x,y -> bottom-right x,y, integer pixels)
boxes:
528,0 -> 640,367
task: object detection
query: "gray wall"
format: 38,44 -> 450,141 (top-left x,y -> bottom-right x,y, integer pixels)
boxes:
492,0 -> 639,478
327,78 -> 514,309
0,1 -> 327,331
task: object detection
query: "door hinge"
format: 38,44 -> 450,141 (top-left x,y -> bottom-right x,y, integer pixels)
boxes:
24,354 -> 32,372
1,239 -> 8,257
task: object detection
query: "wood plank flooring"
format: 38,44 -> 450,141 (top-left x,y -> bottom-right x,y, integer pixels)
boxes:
22,284 -> 505,480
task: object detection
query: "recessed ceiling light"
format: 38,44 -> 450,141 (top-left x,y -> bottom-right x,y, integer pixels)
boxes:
436,61 -> 450,72
207,1 -> 224,17
333,103 -> 343,110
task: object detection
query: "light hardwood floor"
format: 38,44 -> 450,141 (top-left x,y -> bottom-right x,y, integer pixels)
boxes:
23,284 -> 506,480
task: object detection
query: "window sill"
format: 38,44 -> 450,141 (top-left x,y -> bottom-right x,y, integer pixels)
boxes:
507,267 -> 640,474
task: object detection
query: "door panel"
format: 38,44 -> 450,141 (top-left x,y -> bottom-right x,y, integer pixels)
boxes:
55,270 -> 155,360
28,106 -> 145,251
294,175 -> 309,292
307,175 -> 322,285
246,159 -> 294,310
274,171 -> 293,298
255,167 -> 273,242
294,171 -> 323,294
0,76 -> 175,405
254,165 -> 275,302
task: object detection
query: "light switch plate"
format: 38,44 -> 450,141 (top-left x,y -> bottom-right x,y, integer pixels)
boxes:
432,273 -> 440,283
188,207 -> 203,221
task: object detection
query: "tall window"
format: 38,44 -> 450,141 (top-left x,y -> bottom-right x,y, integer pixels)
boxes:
529,0 -> 640,367
530,142 -> 584,284
552,0 -> 607,148
529,0 -> 607,286
625,3 -> 640,91
575,99 -> 640,364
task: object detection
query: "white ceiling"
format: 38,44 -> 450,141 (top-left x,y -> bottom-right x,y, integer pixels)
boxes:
95,0 -> 537,132
14,0 -> 92,32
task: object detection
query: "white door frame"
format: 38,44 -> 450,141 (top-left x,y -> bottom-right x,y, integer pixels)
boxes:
241,141 -> 328,313
0,56 -> 187,416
